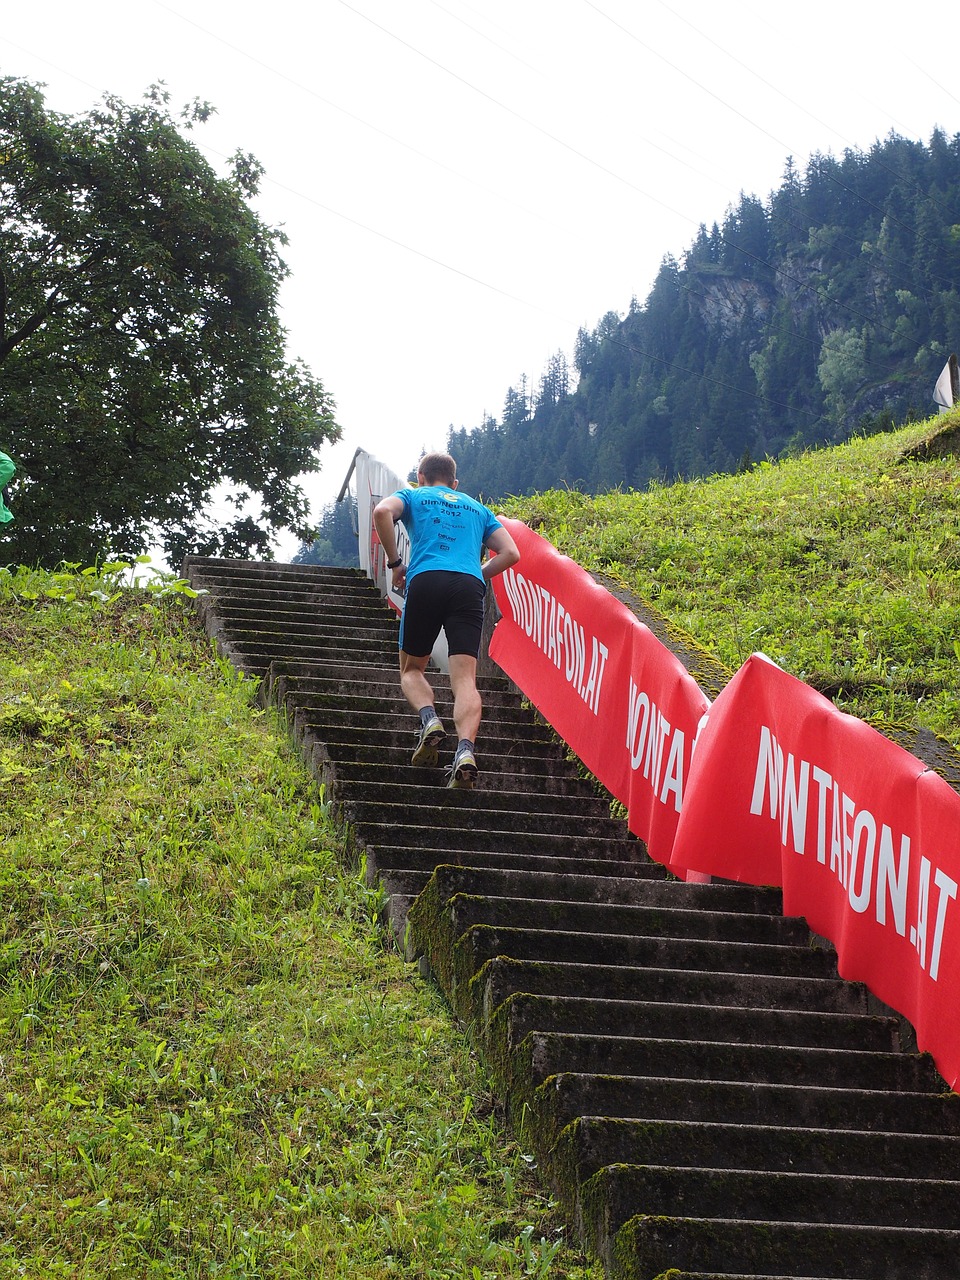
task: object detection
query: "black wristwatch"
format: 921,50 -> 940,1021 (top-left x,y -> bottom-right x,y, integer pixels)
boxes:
387,557 -> 403,570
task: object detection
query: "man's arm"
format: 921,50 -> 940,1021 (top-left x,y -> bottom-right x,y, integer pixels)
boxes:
372,494 -> 408,589
482,525 -> 520,581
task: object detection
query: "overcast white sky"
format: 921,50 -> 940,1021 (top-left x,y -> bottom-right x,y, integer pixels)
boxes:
3,0 -> 958,554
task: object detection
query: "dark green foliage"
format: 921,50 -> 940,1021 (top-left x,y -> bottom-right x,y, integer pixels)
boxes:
453,130 -> 960,501
294,499 -> 360,568
0,77 -> 340,567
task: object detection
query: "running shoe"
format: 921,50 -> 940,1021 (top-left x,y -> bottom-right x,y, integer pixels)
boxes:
411,714 -> 446,767
446,745 -> 479,789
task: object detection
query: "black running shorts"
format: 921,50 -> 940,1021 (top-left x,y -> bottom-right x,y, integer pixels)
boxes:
399,570 -> 486,658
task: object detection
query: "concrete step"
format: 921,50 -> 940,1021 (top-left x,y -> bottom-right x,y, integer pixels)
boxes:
453,924 -> 840,982
467,955 -> 867,1026
352,822 -> 648,865
185,556 -> 370,585
285,693 -> 545,734
199,597 -> 395,631
611,1213 -> 960,1280
296,711 -> 563,752
365,846 -> 660,890
331,779 -> 615,821
437,892 -> 814,947
302,739 -> 576,794
226,635 -> 394,662
198,587 -> 388,612
552,1114 -> 960,1184
203,615 -> 399,646
529,1073 -> 960,1149
409,863 -> 783,917
216,641 -> 398,676
486,993 -> 900,1055
649,1275 -> 850,1280
585,1163 -> 960,1242
296,727 -> 570,770
272,678 -> 528,715
344,799 -> 632,843
266,659 -> 514,696
513,1030 -> 939,1096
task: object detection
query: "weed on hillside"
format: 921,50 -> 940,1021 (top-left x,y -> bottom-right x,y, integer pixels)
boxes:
0,566 -> 596,1279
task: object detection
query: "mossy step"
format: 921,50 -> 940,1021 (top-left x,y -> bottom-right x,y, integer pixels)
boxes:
650,1274 -> 851,1280
296,712 -> 560,750
225,632 -> 393,655
184,556 -> 369,582
221,641 -> 398,674
655,1274 -> 853,1280
333,779 -> 613,820
282,690 -> 539,724
368,848 -> 658,893
207,612 -> 398,642
197,591 -> 391,617
344,799 -> 631,842
515,1030 -> 937,1095
552,1115 -> 960,1186
653,1274 -> 850,1280
267,660 -> 512,695
297,729 -> 569,769
306,741 -> 591,793
470,956 -> 867,1028
453,923 -> 839,983
290,701 -> 558,742
190,579 -> 380,606
441,893 -> 812,947
411,864 -> 782,916
611,1212 -> 960,1280
276,684 -> 527,716
530,1073 -> 960,1152
286,701 -> 545,740
354,821 -> 646,863
487,993 -> 898,1058
584,1163 -> 960,1255
325,759 -> 599,799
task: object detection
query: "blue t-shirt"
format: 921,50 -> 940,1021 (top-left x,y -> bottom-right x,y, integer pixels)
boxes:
394,485 -> 501,584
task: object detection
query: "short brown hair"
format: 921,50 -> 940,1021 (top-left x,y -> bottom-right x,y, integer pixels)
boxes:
417,452 -> 457,485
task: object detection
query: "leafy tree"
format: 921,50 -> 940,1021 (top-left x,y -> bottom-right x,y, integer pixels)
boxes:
536,350 -> 570,411
0,77 -> 340,567
818,327 -> 867,424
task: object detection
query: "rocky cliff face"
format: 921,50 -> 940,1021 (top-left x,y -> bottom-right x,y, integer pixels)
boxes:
689,269 -> 775,336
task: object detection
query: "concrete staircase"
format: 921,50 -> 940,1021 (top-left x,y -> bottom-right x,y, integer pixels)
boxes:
183,557 -> 960,1280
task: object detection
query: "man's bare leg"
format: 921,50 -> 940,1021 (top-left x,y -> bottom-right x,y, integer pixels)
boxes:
448,653 -> 482,743
400,650 -> 446,766
399,650 -> 435,712
447,653 -> 481,787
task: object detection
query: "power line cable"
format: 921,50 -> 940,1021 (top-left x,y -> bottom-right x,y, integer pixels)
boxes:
150,0 -> 949,348
0,9 -> 942,436
586,0 -> 958,293
147,0 -> 595,248
333,0 -> 947,349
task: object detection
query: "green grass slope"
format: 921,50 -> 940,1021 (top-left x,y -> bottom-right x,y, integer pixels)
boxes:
0,568 -> 596,1280
503,412 -> 960,751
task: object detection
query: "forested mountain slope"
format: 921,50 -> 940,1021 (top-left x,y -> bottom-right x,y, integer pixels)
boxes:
451,130 -> 960,500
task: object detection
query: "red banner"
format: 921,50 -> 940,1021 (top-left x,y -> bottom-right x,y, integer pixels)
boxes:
672,654 -> 960,1088
489,519 -> 710,870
